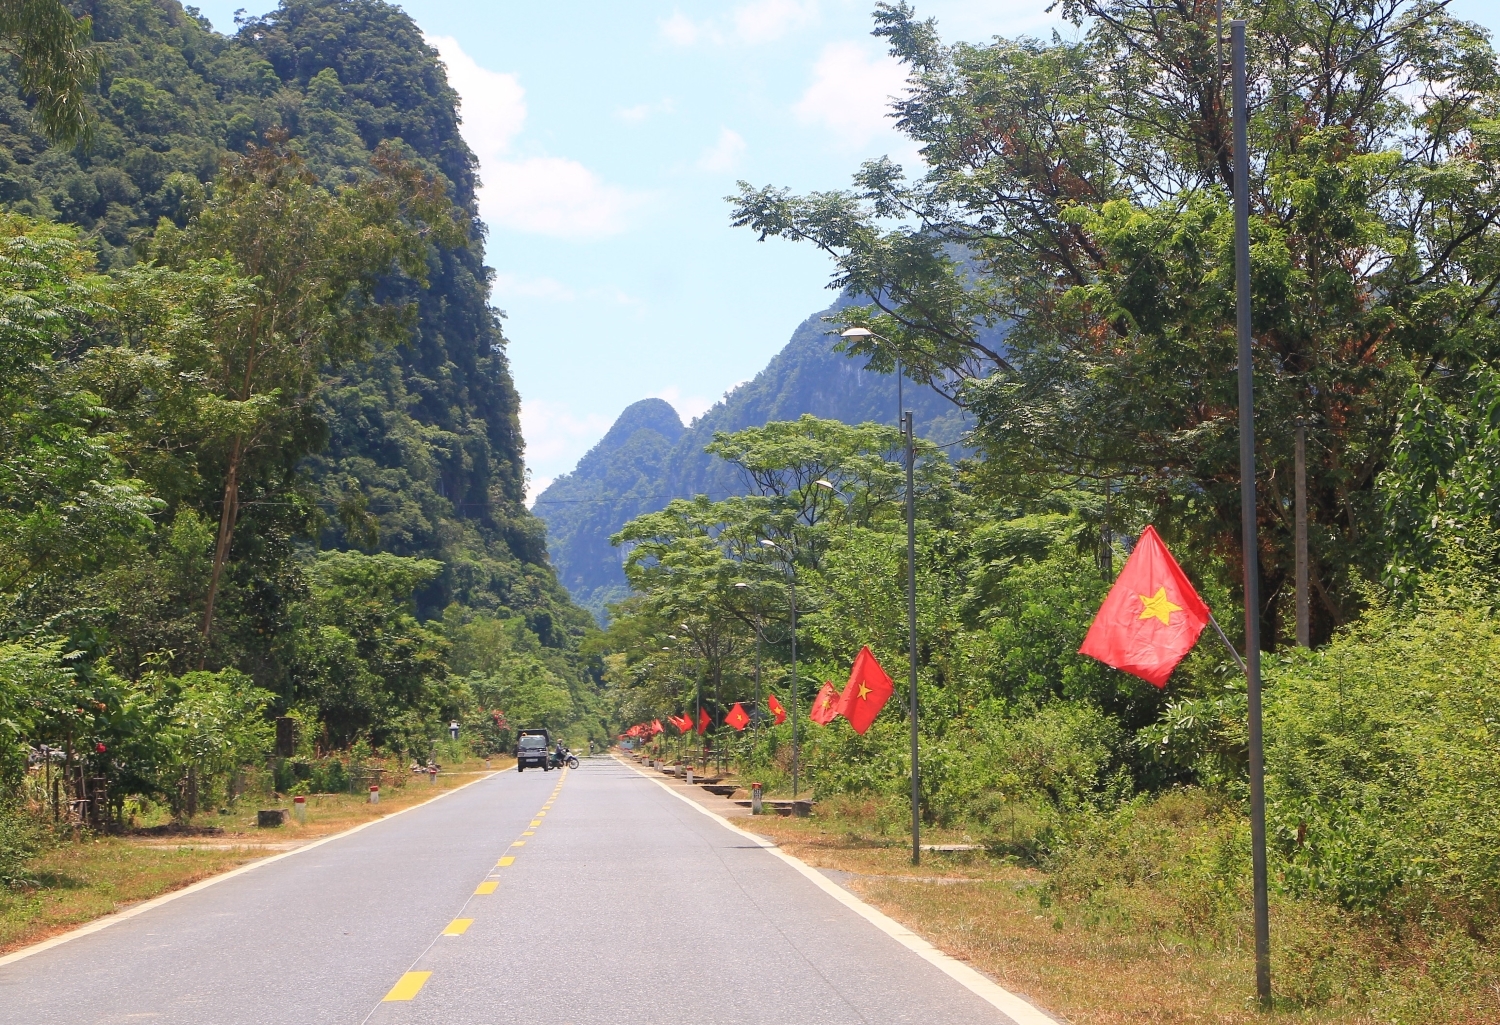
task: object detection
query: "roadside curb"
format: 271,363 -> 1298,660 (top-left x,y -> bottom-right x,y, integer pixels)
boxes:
0,771 -> 500,969
614,754 -> 1058,1025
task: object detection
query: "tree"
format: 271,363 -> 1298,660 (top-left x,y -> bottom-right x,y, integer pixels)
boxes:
730,0 -> 1500,641
146,136 -> 463,642
0,0 -> 101,143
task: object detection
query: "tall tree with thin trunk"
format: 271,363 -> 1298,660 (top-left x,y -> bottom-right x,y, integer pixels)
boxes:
147,134 -> 462,646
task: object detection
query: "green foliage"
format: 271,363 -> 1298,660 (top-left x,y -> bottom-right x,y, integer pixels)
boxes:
0,0 -> 102,143
0,0 -> 601,836
1266,599 -> 1500,930
731,0 -> 1500,643
1380,364 -> 1500,599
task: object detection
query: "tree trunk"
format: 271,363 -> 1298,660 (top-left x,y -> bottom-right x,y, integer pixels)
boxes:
201,442 -> 242,644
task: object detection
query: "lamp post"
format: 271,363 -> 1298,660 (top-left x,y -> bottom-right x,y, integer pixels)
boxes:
1231,19 -> 1272,1008
760,538 -> 800,797
734,581 -> 764,771
841,328 -> 922,865
840,327 -> 903,425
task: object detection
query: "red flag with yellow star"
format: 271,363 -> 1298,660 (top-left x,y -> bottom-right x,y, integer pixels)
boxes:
697,708 -> 711,734
809,681 -> 841,725
835,647 -> 893,735
725,702 -> 750,731
767,693 -> 787,725
1078,525 -> 1210,688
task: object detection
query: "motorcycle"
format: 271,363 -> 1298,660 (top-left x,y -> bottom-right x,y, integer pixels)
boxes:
548,750 -> 580,770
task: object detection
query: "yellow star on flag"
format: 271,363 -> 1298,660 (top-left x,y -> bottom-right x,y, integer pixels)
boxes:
1138,587 -> 1182,626
856,682 -> 871,700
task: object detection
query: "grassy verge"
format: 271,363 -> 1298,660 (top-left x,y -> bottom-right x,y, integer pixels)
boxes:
1,757 -> 510,956
740,797 -> 1500,1025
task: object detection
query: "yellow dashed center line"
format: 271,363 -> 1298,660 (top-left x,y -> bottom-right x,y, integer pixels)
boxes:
367,765 -> 568,1015
383,972 -> 431,1002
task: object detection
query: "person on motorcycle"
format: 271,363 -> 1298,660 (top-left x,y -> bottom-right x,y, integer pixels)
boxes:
553,741 -> 566,767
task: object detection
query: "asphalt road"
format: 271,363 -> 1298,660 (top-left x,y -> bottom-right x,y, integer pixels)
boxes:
0,757 -> 1024,1025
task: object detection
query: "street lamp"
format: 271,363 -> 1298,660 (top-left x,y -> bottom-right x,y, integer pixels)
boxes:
759,538 -> 801,797
734,581 -> 763,767
841,327 -> 904,424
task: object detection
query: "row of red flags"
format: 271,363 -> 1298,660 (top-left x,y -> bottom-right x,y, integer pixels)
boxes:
622,645 -> 898,741
623,526 -> 1218,742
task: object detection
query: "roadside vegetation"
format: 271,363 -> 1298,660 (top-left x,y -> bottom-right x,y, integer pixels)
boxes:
606,0 -> 1500,1020
1,0 -> 604,932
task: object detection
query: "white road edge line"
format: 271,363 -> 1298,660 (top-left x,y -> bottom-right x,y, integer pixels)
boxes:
0,771 -> 501,969
616,754 -> 1057,1025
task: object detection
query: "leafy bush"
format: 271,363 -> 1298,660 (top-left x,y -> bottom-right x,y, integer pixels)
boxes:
1266,599 -> 1500,929
0,805 -> 53,887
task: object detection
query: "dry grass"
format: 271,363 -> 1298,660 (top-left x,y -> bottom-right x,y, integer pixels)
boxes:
743,810 -> 1500,1025
0,758 -> 510,956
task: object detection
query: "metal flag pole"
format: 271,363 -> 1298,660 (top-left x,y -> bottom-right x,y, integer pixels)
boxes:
1232,19 -> 1273,1009
905,410 -> 920,866
789,569 -> 799,798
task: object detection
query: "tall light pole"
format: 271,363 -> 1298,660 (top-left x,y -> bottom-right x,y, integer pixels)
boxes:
734,581 -> 763,769
760,538 -> 799,797
840,326 -> 903,425
903,410 -> 920,866
1232,19 -> 1272,1009
843,327 -> 921,864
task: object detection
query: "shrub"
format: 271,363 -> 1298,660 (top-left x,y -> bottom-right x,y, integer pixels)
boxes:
1266,600 -> 1500,930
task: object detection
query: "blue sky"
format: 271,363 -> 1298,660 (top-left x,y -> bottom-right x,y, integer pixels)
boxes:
191,1 -> 1500,500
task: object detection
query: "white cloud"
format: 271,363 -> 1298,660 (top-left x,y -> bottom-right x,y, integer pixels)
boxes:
733,0 -> 818,43
660,10 -> 716,45
660,1 -> 816,46
696,127 -> 747,173
427,34 -> 525,158
794,41 -> 908,148
485,157 -> 640,237
616,97 -> 676,125
427,34 -> 642,239
526,476 -> 553,507
520,398 -> 614,502
651,386 -> 714,424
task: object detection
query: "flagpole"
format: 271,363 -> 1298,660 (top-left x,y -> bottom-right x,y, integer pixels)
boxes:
789,571 -> 799,799
1232,19 -> 1273,1009
1206,613 -> 1247,675
905,410 -> 920,866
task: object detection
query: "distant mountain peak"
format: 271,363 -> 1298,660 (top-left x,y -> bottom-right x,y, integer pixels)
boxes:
597,398 -> 685,452
534,298 -> 973,623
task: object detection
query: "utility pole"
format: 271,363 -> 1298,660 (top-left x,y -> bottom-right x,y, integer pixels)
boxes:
1233,19 -> 1273,1009
789,570 -> 799,798
1295,416 -> 1310,647
904,411 -> 920,866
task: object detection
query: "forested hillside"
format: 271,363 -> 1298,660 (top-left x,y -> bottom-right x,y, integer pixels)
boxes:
0,0 -> 604,849
533,297 -> 969,621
